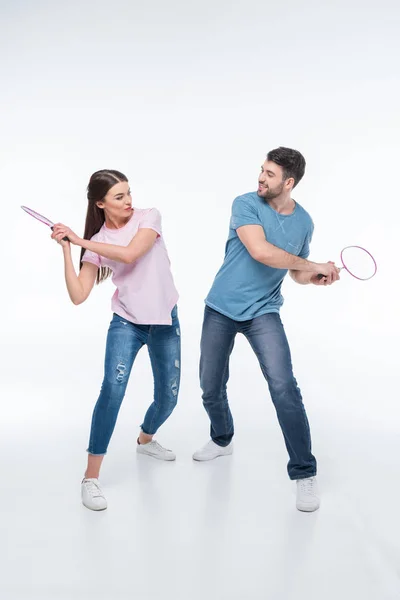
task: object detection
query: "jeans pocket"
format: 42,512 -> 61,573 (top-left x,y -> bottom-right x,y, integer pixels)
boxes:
111,313 -> 130,328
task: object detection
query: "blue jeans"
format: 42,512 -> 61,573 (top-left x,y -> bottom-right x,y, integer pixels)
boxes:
199,306 -> 316,480
88,306 -> 181,455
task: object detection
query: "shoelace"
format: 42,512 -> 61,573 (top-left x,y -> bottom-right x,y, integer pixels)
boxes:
299,478 -> 315,496
150,441 -> 172,452
199,441 -> 215,452
84,480 -> 103,498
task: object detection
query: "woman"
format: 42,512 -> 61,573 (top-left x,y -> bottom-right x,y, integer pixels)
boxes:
52,169 -> 180,511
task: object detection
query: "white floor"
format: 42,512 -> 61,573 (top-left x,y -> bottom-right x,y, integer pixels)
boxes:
2,376 -> 400,600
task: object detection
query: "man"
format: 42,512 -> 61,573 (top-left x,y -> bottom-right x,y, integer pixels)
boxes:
193,147 -> 339,512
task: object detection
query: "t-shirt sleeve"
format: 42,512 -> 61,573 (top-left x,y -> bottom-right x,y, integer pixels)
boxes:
298,219 -> 314,259
138,208 -> 162,236
81,248 -> 101,267
230,196 -> 263,230
81,233 -> 101,267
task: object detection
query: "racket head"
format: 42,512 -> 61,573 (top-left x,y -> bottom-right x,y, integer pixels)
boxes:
340,245 -> 377,281
21,205 -> 54,228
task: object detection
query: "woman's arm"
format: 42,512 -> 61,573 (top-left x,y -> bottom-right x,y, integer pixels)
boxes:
81,228 -> 158,264
62,245 -> 98,304
52,224 -> 158,264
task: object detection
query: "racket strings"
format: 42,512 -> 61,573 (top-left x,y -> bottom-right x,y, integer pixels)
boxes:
341,246 -> 377,281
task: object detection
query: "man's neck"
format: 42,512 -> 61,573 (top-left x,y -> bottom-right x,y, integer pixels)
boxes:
267,195 -> 295,215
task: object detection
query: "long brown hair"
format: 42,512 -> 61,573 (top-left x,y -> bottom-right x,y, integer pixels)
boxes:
80,169 -> 128,284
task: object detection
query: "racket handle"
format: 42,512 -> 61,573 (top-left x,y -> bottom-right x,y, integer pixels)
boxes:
316,266 -> 342,280
51,226 -> 69,242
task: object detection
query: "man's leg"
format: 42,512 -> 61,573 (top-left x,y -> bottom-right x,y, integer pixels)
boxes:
198,306 -> 237,446
242,312 -> 317,480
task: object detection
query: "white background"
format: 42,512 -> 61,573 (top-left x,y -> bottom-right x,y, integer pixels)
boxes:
1,1 -> 399,599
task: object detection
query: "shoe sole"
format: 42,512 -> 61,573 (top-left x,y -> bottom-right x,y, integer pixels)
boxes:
82,501 -> 107,511
296,503 -> 320,512
192,451 -> 233,461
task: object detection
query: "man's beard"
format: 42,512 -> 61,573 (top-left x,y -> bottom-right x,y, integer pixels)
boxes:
258,182 -> 285,200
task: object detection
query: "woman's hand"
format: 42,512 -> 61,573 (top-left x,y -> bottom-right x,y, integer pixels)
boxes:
51,223 -> 82,246
51,228 -> 70,248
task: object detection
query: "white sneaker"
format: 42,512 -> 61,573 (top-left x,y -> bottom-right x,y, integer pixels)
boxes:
296,477 -> 320,512
81,478 -> 107,511
136,440 -> 176,461
192,440 -> 233,461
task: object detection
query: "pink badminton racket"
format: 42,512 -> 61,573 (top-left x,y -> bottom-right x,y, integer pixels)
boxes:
21,206 -> 69,241
317,245 -> 377,281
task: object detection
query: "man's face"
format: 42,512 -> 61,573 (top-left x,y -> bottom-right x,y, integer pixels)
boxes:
258,160 -> 289,200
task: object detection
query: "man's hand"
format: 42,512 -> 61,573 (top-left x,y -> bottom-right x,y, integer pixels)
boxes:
311,261 -> 340,286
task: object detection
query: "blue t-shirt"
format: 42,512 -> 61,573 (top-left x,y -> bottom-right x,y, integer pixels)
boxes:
205,191 -> 314,321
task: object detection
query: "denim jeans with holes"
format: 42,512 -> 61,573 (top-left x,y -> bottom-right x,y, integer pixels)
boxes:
199,305 -> 316,480
87,306 -> 181,455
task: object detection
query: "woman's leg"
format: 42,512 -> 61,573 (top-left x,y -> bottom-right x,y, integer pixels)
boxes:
84,314 -> 146,478
85,454 -> 105,480
140,306 -> 181,438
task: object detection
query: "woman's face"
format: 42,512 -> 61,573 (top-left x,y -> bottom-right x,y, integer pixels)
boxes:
97,181 -> 133,223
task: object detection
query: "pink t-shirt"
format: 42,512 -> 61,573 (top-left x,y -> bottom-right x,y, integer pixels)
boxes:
82,208 -> 179,325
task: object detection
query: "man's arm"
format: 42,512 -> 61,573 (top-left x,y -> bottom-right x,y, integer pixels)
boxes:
236,225 -> 338,278
289,270 -> 314,284
290,263 -> 340,286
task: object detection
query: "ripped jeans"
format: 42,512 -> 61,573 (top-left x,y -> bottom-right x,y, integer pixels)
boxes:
87,306 -> 181,455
